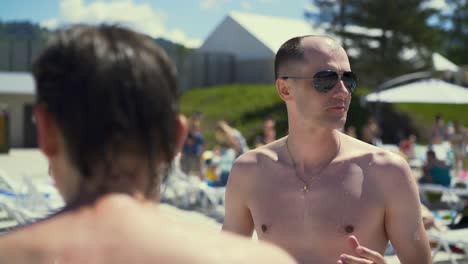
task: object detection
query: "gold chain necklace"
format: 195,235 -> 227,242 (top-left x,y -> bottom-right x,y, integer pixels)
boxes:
285,135 -> 341,193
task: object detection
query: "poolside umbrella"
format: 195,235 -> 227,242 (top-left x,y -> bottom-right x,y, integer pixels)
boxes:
364,79 -> 468,104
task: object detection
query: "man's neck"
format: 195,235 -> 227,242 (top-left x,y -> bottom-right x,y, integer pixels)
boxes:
286,126 -> 341,171
64,166 -> 159,208
59,191 -> 155,219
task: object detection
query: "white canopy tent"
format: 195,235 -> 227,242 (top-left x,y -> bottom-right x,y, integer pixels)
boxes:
432,53 -> 459,72
364,79 -> 468,104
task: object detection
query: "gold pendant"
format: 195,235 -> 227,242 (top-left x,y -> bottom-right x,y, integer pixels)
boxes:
303,185 -> 309,193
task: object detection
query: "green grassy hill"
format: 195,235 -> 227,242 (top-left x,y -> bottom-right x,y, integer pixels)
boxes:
180,84 -> 468,147
180,84 -> 285,148
393,103 -> 468,128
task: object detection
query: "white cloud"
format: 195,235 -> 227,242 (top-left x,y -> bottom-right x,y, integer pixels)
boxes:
167,28 -> 202,48
40,18 -> 59,29
304,2 -> 320,14
424,0 -> 449,10
241,1 -> 252,10
200,0 -> 221,10
199,0 -> 231,10
40,0 -> 201,48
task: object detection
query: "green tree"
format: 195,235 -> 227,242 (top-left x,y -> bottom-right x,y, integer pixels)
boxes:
0,21 -> 49,40
438,0 -> 468,65
306,0 -> 442,87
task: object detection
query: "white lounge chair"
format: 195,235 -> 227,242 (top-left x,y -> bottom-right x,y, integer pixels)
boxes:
429,228 -> 468,264
419,184 -> 467,218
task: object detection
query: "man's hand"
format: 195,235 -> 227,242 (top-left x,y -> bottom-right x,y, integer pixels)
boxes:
337,235 -> 386,264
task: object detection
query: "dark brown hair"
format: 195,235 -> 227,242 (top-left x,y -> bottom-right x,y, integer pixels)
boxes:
33,24 -> 179,198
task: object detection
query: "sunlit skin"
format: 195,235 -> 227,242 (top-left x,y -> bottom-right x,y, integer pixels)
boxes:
0,103 -> 295,264
222,36 -> 431,264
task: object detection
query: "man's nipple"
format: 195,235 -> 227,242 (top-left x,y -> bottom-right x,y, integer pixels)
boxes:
344,225 -> 354,234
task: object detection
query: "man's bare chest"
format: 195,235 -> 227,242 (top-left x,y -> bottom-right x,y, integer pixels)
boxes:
248,162 -> 385,246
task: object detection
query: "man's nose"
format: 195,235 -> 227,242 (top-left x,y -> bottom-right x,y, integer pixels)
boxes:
331,79 -> 350,99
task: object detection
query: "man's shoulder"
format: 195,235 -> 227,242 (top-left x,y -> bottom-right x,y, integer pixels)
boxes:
226,139 -> 285,191
341,133 -> 379,151
238,138 -> 285,161
341,133 -> 410,175
341,135 -> 415,201
0,196 -> 296,263
233,138 -> 285,170
0,196 -> 130,262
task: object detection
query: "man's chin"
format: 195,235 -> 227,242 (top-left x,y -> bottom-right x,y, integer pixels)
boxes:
322,116 -> 347,130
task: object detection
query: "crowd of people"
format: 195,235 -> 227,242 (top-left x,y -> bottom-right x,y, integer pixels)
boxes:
180,115 -> 276,187
398,114 -> 467,186
344,113 -> 467,186
429,116 -> 467,177
347,113 -> 468,232
344,116 -> 382,146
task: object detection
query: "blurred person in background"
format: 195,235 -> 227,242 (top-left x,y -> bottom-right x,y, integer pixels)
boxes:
212,121 -> 245,186
180,112 -> 204,178
255,117 -> 277,148
420,149 -> 451,187
430,114 -> 446,145
345,125 -> 357,138
399,134 -> 417,160
361,115 -> 381,146
449,120 -> 467,177
262,117 -> 277,144
215,120 -> 249,157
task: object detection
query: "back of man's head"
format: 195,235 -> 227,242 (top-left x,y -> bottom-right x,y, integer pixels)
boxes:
427,150 -> 436,160
33,24 -> 179,198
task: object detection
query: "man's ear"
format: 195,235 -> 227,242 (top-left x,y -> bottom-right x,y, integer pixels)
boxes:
34,104 -> 59,157
276,78 -> 293,101
174,114 -> 188,157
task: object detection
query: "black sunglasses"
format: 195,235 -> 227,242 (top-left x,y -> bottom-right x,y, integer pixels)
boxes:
280,70 -> 358,93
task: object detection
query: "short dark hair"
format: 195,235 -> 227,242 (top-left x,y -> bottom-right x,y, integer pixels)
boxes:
427,150 -> 436,158
33,24 -> 179,197
274,35 -> 341,80
274,35 -> 308,80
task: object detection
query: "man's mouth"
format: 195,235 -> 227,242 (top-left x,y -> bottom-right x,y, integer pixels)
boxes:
327,105 -> 346,111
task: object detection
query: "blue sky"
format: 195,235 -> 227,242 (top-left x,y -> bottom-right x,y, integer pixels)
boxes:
0,0 -> 315,47
0,0 -> 450,48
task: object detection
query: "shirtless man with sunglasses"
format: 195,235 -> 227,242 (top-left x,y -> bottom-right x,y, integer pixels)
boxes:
222,35 -> 431,264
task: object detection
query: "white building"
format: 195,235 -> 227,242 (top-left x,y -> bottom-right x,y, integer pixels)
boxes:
199,12 -> 386,60
199,12 -> 459,83
199,12 -> 325,82
200,12 -> 325,61
0,72 -> 36,148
